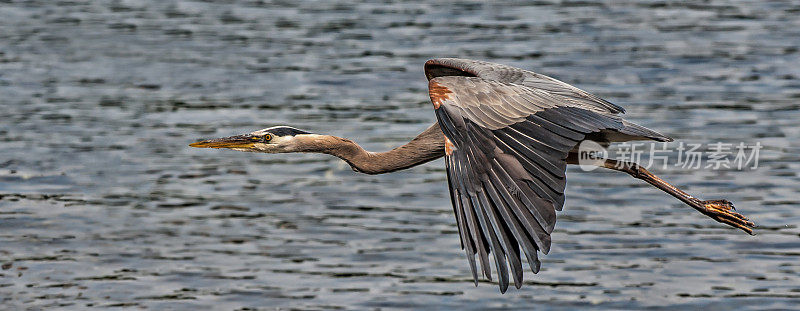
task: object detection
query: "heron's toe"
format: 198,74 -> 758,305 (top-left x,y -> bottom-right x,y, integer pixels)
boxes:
698,199 -> 755,235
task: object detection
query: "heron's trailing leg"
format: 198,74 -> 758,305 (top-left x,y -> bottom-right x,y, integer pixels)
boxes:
567,153 -> 755,234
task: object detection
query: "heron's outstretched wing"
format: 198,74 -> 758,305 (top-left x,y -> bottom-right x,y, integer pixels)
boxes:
428,70 -> 669,292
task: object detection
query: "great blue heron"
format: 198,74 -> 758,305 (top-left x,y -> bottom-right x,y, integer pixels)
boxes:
190,58 -> 754,293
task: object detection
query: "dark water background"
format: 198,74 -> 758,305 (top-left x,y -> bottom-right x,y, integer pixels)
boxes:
2,1 -> 799,310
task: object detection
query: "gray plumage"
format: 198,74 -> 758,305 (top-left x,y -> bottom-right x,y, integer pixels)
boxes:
191,58 -> 755,294
427,58 -> 670,292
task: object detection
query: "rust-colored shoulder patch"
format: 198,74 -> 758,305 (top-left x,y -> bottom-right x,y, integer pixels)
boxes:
428,80 -> 453,109
444,137 -> 456,155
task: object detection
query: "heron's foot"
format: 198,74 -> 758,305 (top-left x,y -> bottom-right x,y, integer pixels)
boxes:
695,199 -> 755,235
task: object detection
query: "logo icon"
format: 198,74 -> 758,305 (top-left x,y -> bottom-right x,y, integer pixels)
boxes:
577,140 -> 608,171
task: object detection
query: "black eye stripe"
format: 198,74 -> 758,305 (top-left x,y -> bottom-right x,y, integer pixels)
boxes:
265,127 -> 311,137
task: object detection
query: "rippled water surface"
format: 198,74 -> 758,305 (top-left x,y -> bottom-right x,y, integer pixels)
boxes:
2,1 -> 800,310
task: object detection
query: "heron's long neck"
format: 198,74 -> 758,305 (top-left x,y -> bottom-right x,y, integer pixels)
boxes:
300,123 -> 446,174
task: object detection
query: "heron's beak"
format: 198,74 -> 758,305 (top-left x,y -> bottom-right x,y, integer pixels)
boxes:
189,135 -> 255,149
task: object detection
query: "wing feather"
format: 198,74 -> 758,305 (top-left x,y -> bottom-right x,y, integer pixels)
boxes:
444,156 -> 478,281
525,114 -> 586,140
457,178 -> 491,281
428,59 -> 670,292
478,185 -> 523,288
486,165 -> 549,254
482,176 -> 537,277
510,121 -> 577,150
492,135 -> 566,204
472,190 -> 509,290
492,129 -> 565,178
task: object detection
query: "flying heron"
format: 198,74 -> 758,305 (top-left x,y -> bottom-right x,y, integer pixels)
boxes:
190,58 -> 755,293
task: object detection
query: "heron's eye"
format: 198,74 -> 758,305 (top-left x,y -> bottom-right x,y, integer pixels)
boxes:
263,134 -> 273,141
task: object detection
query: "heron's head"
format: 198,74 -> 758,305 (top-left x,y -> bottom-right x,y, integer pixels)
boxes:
189,126 -> 315,153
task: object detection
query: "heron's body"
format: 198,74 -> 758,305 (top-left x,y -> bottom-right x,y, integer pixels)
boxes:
190,58 -> 754,293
